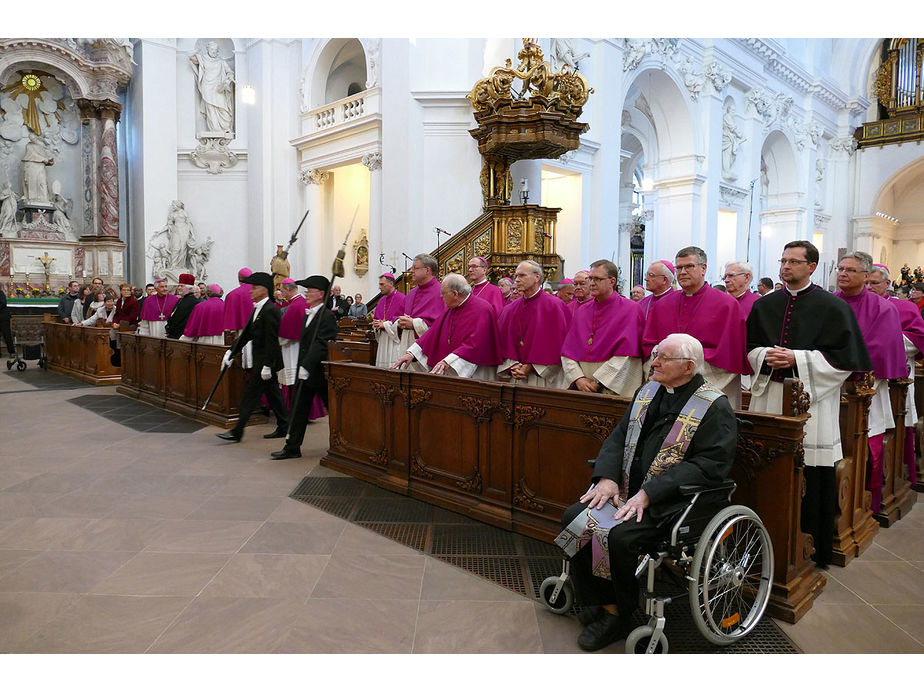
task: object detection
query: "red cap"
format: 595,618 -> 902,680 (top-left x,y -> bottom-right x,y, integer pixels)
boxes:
178,273 -> 195,286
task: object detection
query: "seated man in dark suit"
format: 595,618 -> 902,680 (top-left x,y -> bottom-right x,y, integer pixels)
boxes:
216,271 -> 288,442
557,333 -> 737,651
271,275 -> 340,460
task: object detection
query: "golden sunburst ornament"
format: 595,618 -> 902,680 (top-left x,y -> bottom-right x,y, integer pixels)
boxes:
21,74 -> 42,91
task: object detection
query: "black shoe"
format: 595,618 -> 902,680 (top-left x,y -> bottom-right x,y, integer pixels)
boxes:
577,612 -> 631,652
263,429 -> 287,439
576,606 -> 605,627
270,448 -> 301,460
216,431 -> 241,442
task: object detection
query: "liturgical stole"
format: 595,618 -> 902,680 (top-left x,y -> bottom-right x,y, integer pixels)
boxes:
555,379 -> 723,579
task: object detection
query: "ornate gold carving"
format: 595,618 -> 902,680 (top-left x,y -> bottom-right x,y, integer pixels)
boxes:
533,218 -> 546,253
480,157 -> 513,208
371,381 -> 399,404
446,250 -> 465,276
369,446 -> 390,468
513,478 -> 545,512
353,229 -> 370,278
474,230 -> 491,258
467,39 -> 593,117
458,394 -> 500,421
580,414 -> 616,441
506,219 -> 523,252
410,452 -> 434,480
873,60 -> 893,108
456,466 -> 483,495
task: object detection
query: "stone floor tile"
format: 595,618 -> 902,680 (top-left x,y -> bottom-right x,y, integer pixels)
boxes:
201,553 -> 329,599
332,522 -> 421,558
239,520 -> 346,555
775,603 -> 924,654
413,600 -> 543,653
0,592 -> 71,652
16,594 -> 191,653
185,495 -> 283,522
828,560 -> 924,605
420,556 -> 526,601
143,520 -> 262,554
0,550 -> 134,593
311,553 -> 426,600
91,551 -> 230,596
147,596 -> 304,653
274,598 -> 418,653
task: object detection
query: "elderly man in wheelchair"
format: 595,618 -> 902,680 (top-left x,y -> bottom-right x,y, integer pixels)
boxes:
547,333 -> 772,653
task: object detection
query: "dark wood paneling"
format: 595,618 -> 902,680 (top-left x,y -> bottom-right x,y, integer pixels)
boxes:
43,317 -> 120,385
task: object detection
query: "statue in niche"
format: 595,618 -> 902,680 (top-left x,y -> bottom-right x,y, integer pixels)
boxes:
721,102 -> 745,181
21,134 -> 54,205
52,192 -> 73,236
814,159 -> 826,209
189,41 -> 235,136
147,200 -> 212,281
0,182 -> 18,236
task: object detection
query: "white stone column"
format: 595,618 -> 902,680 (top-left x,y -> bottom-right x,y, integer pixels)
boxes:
363,151 -> 383,298
650,175 -> 706,263
297,168 -> 328,278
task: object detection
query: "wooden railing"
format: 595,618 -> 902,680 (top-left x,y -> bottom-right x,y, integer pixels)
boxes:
43,316 -> 121,385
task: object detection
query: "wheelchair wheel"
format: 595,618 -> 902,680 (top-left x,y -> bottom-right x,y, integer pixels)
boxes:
539,576 -> 573,614
688,505 -> 773,646
16,361 -> 26,372
625,625 -> 668,654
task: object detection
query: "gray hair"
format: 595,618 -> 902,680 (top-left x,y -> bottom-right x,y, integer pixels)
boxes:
650,261 -> 675,280
414,253 -> 439,274
441,273 -> 471,296
676,246 -> 707,265
725,260 -> 753,277
843,251 -> 873,273
498,277 -> 514,287
661,333 -> 704,376
870,265 -> 890,282
517,260 -> 542,277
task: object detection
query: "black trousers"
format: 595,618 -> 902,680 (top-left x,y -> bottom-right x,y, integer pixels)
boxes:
282,378 -> 327,453
802,466 -> 836,566
232,369 -> 288,438
0,318 -> 13,357
561,501 -> 668,617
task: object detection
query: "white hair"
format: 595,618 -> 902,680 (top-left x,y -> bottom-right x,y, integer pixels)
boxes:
661,333 -> 704,376
442,273 -> 471,296
725,260 -> 753,277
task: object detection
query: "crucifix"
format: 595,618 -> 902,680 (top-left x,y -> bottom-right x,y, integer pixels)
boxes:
37,252 -> 55,293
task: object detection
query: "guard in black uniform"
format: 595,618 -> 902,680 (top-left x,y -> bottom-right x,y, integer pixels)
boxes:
216,271 -> 289,442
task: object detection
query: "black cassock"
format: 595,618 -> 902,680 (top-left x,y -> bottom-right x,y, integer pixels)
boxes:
746,283 -> 871,566
165,294 -> 200,339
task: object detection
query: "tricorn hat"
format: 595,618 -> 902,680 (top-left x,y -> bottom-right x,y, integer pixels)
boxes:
241,271 -> 274,294
296,275 -> 330,292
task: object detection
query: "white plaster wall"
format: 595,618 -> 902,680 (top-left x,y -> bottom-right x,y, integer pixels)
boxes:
542,172 -> 583,275
126,39 -> 178,285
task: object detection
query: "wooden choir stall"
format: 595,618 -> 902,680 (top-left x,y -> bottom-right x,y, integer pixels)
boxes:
44,315 -> 121,385
117,333 -> 266,429
320,361 -> 824,624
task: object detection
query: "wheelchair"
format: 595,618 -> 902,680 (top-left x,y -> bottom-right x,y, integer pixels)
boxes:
540,481 -> 774,654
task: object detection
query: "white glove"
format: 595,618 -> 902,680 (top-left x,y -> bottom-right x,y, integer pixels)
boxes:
260,365 -> 272,380
298,366 -> 309,380
222,349 -> 233,368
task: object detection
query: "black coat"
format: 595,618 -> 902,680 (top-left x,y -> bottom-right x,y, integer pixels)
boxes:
298,306 -> 339,388
591,374 -> 738,521
230,300 -> 284,372
165,294 -> 199,339
327,295 -> 348,319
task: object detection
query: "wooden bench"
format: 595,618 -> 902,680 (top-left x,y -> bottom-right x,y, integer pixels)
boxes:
43,315 -> 121,385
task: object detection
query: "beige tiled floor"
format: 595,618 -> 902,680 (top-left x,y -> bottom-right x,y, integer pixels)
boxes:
0,370 -> 922,654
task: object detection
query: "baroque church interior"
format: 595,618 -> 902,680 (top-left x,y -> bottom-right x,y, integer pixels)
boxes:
1,4 -> 922,686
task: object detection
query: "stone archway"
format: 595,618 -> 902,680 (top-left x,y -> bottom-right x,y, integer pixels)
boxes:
758,129 -> 804,280
867,156 -> 924,270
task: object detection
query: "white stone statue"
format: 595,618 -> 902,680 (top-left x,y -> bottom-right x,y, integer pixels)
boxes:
147,200 -> 211,282
0,182 -> 18,236
722,103 -> 746,181
21,134 -> 54,205
52,192 -> 72,235
188,237 -> 213,281
189,41 -> 235,136
551,39 -> 589,72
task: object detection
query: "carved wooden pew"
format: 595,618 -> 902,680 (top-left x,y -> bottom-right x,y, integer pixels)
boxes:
117,333 -> 266,429
43,315 -> 121,385
914,364 -> 924,492
328,318 -> 377,365
321,362 -> 823,623
832,377 -> 880,565
875,378 -> 916,526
